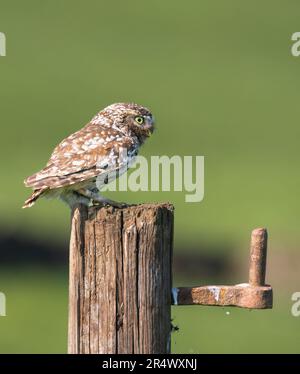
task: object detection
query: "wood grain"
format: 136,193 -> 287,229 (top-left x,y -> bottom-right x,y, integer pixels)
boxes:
68,203 -> 174,354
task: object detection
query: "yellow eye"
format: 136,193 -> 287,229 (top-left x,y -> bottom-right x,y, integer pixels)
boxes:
135,116 -> 144,125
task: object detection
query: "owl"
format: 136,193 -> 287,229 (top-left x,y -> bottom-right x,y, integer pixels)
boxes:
23,103 -> 154,209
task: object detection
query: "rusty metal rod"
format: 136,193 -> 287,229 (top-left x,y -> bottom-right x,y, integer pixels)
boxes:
173,284 -> 272,309
248,228 -> 268,286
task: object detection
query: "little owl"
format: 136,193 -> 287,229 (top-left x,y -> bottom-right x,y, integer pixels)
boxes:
23,103 -> 154,209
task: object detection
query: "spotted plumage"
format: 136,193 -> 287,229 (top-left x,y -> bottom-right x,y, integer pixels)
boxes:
23,103 -> 154,208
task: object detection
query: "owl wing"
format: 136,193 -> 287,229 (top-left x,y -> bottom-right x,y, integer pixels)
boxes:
24,124 -> 135,189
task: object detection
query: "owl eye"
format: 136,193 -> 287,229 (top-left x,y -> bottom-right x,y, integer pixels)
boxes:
135,116 -> 144,125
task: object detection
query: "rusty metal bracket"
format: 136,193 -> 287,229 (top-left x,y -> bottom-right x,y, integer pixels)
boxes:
172,228 -> 273,309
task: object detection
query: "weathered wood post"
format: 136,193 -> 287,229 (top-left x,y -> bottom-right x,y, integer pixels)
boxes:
68,203 -> 174,354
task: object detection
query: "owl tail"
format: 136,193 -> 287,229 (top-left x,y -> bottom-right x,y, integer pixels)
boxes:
22,187 -> 48,209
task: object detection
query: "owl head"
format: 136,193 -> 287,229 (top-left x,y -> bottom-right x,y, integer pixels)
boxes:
93,102 -> 155,141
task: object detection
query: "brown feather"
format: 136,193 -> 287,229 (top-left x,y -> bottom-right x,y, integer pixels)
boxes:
23,187 -> 48,209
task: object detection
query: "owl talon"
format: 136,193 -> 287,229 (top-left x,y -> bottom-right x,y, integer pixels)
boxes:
106,201 -> 128,209
89,197 -> 120,209
103,201 -> 133,209
91,200 -> 105,207
120,202 -> 134,208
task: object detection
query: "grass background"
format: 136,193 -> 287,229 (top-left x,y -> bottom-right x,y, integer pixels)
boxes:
0,0 -> 299,353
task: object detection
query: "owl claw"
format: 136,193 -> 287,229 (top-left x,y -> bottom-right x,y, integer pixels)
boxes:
90,199 -> 124,209
91,200 -> 105,207
97,200 -> 133,209
107,201 -> 130,209
78,188 -> 134,209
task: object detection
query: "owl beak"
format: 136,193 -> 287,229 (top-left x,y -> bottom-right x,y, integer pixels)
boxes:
145,116 -> 154,137
145,125 -> 154,137
146,128 -> 152,137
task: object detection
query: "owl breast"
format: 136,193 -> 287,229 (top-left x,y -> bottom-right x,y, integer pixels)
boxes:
95,143 -> 139,190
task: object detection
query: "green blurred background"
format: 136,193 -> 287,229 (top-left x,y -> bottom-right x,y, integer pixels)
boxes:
0,0 -> 300,353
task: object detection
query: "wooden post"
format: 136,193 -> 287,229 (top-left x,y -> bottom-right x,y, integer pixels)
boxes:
68,203 -> 174,354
